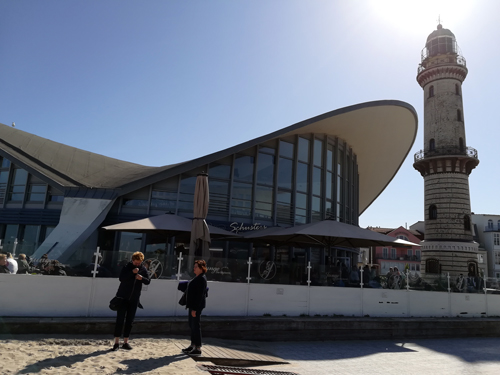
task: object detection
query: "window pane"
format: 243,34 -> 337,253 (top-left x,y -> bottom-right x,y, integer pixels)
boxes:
255,185 -> 273,221
277,191 -> 292,225
12,169 -> 28,185
0,171 -> 8,184
179,176 -> 196,194
278,158 -> 293,190
325,201 -> 332,218
312,196 -> 321,222
2,224 -> 19,253
327,145 -> 333,171
279,140 -> 294,159
257,153 -> 275,185
231,182 -> 252,218
256,185 -> 273,203
234,155 -> 254,182
326,171 -> 332,200
314,139 -> 323,167
296,163 -> 308,193
298,137 -> 309,163
178,175 -> 196,212
313,167 -> 321,196
123,199 -> 148,207
209,163 -> 231,180
230,200 -> 252,218
28,184 -> 47,201
295,192 -> 308,224
119,232 -> 143,253
20,225 -> 40,256
1,157 -> 11,168
151,189 -> 177,210
208,180 -> 229,215
296,192 -> 307,209
259,146 -> 275,155
232,182 -> 252,199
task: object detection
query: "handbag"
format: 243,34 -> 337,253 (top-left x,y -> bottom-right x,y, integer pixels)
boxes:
178,292 -> 186,306
109,296 -> 126,311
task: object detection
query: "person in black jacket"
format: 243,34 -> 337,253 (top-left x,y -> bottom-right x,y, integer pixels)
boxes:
181,259 -> 207,356
112,252 -> 150,351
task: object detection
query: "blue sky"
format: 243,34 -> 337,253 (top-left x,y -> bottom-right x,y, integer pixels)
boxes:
1,0 -> 499,229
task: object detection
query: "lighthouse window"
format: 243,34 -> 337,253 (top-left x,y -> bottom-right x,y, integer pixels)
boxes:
426,259 -> 440,274
459,138 -> 464,152
455,84 -> 460,95
429,205 -> 437,220
429,138 -> 435,151
457,109 -> 462,121
428,85 -> 434,98
464,215 -> 471,231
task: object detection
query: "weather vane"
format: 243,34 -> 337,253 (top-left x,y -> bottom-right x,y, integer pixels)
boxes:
437,15 -> 442,26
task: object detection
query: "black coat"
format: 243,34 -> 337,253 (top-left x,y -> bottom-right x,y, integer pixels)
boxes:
186,273 -> 207,311
116,262 -> 150,304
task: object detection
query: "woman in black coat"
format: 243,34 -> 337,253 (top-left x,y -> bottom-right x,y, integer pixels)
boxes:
181,259 -> 207,356
112,252 -> 150,351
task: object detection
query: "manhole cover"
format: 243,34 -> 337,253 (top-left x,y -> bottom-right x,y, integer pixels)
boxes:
199,364 -> 299,375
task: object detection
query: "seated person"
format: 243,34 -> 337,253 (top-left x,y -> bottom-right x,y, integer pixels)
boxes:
6,253 -> 18,274
17,254 -> 31,274
0,254 -> 11,273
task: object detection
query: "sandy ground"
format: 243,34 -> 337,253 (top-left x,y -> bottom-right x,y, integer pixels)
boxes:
0,334 -> 205,375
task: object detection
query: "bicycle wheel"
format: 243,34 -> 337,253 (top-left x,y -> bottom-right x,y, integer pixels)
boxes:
146,258 -> 163,279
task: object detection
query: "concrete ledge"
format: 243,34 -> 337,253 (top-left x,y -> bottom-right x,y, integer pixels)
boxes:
1,317 -> 500,341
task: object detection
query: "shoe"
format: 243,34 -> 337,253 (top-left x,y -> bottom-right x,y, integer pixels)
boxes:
122,343 -> 133,350
111,343 -> 120,351
189,348 -> 202,356
181,346 -> 193,354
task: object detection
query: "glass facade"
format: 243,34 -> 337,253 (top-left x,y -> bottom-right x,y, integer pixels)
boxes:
0,133 -> 361,285
109,133 -> 360,284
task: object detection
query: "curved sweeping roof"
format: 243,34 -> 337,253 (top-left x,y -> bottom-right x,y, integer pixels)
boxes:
0,99 -> 417,214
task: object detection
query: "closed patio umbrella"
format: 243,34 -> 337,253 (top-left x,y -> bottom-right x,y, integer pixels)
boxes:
241,219 -> 420,248
189,173 -> 211,259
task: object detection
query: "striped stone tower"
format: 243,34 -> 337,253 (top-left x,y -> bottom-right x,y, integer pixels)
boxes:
413,24 -> 480,280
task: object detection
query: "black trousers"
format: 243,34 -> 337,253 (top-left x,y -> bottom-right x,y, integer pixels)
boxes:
114,301 -> 138,338
188,308 -> 203,347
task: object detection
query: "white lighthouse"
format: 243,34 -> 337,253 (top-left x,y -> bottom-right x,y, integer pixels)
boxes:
414,24 -> 480,279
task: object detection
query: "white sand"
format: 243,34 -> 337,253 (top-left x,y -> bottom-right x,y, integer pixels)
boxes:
0,334 -> 204,375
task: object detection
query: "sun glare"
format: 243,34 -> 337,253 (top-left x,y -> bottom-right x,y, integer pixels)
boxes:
368,0 -> 474,36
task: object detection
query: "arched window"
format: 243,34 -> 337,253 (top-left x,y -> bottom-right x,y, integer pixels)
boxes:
457,109 -> 462,121
429,85 -> 434,98
464,215 -> 471,231
488,219 -> 493,229
459,138 -> 464,152
426,258 -> 440,274
497,220 -> 500,230
455,83 -> 460,95
429,138 -> 435,151
396,234 -> 409,241
429,205 -> 437,220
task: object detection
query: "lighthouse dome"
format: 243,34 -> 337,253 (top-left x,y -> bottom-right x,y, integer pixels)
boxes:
425,24 -> 457,57
426,24 -> 455,42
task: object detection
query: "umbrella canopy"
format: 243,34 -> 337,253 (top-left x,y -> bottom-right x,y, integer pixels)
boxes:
102,213 -> 237,243
189,173 -> 211,258
241,219 -> 420,248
